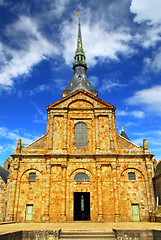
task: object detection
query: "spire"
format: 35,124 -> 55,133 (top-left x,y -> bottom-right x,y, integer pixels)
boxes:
73,12 -> 87,70
62,12 -> 97,97
121,127 -> 130,141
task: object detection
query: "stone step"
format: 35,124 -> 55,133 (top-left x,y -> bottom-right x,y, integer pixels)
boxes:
60,231 -> 116,239
60,239 -> 116,240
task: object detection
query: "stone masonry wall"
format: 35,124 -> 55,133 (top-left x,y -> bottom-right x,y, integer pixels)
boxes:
5,90 -> 155,222
0,177 -> 7,222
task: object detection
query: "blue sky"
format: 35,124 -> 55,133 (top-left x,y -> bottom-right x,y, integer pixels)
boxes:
0,0 -> 161,165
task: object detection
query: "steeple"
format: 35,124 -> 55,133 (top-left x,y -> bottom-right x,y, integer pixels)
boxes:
73,12 -> 87,70
62,12 -> 97,97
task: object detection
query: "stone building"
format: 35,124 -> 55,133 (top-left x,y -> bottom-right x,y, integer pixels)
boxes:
3,17 -> 155,223
153,160 -> 161,221
0,166 -> 9,222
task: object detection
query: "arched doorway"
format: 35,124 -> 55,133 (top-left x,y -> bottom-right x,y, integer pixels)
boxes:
74,172 -> 90,221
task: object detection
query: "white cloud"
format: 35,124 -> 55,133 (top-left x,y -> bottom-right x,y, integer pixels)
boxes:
0,16 -> 59,88
126,85 -> 161,114
130,0 -> 161,25
27,84 -> 50,96
0,0 -> 6,6
144,49 -> 161,73
30,101 -> 47,122
132,137 -> 144,146
52,78 -> 68,91
88,76 -> 99,88
0,126 -> 37,145
61,15 -> 133,66
132,111 -> 145,118
99,79 -> 127,92
130,0 -> 161,75
133,130 -> 161,137
117,110 -> 145,118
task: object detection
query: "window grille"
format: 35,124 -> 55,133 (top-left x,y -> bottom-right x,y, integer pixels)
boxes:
29,172 -> 36,181
74,172 -> 89,181
75,122 -> 88,147
128,172 -> 136,180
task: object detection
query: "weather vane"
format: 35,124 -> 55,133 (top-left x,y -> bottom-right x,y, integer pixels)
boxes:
77,11 -> 80,20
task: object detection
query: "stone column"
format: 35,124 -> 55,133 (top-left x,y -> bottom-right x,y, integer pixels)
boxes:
112,163 -> 120,222
60,164 -> 67,222
96,164 -> 104,222
42,162 -> 51,221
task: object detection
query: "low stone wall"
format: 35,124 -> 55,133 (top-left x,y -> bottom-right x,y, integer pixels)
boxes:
23,230 -> 58,239
0,230 -> 60,240
156,206 -> 161,222
114,229 -> 154,240
153,230 -> 161,240
0,231 -> 22,240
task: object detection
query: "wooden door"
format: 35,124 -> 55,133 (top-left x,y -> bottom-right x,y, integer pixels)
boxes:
25,204 -> 33,221
132,204 -> 140,222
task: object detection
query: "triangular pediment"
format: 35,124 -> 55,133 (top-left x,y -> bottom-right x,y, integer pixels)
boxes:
47,90 -> 116,110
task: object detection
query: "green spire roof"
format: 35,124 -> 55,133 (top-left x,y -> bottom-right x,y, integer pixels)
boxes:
73,13 -> 87,70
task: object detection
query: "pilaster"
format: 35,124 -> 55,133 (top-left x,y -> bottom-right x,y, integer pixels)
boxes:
60,164 -> 67,222
63,113 -> 68,150
42,161 -> 51,221
95,115 -> 99,150
112,162 -> 120,222
96,164 -> 104,222
48,115 -> 54,150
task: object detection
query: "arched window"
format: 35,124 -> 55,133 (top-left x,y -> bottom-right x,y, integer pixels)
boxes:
75,122 -> 88,147
29,172 -> 36,181
74,172 -> 89,181
128,172 -> 136,180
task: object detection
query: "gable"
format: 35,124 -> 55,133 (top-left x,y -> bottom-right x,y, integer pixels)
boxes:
24,134 -> 47,149
116,134 -> 142,152
47,90 -> 115,110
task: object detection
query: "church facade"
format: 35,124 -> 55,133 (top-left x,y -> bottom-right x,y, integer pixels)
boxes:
4,17 -> 155,223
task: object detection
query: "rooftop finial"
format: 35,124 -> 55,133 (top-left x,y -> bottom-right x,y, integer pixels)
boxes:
122,126 -> 124,131
77,11 -> 80,20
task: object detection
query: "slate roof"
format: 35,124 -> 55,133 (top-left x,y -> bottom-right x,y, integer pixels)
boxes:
0,166 -> 10,184
64,66 -> 97,95
120,128 -> 130,140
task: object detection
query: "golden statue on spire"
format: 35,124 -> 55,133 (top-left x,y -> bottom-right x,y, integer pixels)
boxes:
77,11 -> 80,20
